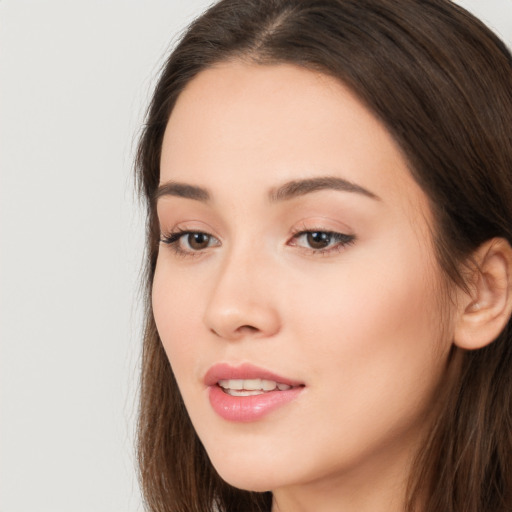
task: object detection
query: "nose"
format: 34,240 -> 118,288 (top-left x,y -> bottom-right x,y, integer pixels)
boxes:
203,247 -> 281,341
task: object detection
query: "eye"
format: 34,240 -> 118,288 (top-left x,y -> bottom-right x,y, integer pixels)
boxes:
290,230 -> 355,253
160,229 -> 220,255
303,231 -> 333,250
184,232 -> 212,250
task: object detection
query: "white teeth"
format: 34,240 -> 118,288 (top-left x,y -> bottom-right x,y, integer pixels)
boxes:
218,379 -> 244,390
245,379 -> 277,391
225,389 -> 265,397
218,378 -> 292,393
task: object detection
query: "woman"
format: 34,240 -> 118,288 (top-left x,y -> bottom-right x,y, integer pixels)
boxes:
135,1 -> 512,511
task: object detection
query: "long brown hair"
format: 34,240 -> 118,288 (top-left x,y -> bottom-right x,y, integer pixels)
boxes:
135,1 -> 512,510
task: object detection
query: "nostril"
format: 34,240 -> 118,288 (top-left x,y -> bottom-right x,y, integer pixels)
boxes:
209,324 -> 259,338
237,325 -> 259,333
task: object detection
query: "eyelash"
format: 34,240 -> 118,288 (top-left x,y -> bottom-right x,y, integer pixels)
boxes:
159,227 -> 356,257
289,228 -> 356,255
159,228 -> 219,257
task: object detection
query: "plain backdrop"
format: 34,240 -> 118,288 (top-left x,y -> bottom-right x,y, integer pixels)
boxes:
1,1 -> 511,511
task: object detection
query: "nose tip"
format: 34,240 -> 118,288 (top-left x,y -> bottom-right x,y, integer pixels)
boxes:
203,264 -> 281,341
205,300 -> 281,340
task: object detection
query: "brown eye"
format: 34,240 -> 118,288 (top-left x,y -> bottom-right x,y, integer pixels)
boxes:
290,230 -> 355,254
160,229 -> 220,255
306,231 -> 332,249
187,232 -> 211,250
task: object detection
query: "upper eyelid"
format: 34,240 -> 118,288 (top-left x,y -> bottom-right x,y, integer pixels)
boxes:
159,230 -> 221,258
160,228 -> 220,242
290,230 -> 355,243
159,225 -> 353,240
290,224 -> 353,237
169,229 -> 354,255
159,221 -> 355,248
159,221 -> 220,237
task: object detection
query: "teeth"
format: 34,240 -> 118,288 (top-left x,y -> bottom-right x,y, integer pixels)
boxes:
219,379 -> 244,390
225,389 -> 265,397
218,378 -> 292,393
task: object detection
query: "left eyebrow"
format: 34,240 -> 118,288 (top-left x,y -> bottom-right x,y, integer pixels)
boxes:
269,176 -> 380,202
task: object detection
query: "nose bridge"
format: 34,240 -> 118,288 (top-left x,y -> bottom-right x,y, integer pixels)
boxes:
203,238 -> 280,340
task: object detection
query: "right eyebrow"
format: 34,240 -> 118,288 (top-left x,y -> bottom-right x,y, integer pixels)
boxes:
154,181 -> 211,203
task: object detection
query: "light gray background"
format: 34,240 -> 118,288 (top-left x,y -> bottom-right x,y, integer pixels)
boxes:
1,1 -> 511,511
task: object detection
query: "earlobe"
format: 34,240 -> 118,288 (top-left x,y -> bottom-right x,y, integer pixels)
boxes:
454,238 -> 512,350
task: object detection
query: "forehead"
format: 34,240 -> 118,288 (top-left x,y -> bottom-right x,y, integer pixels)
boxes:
160,61 -> 430,218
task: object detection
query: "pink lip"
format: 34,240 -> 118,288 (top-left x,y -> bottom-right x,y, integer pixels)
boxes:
204,363 -> 303,387
205,363 -> 304,423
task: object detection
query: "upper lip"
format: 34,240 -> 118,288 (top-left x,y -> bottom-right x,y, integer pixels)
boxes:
204,363 -> 304,388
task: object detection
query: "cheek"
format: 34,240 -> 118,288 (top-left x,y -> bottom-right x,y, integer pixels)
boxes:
151,261 -> 204,374
287,235 -> 448,404
270,241 -> 450,476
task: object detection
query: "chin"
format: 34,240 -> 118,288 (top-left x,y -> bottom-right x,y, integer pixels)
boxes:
215,468 -> 278,492
208,453 -> 284,493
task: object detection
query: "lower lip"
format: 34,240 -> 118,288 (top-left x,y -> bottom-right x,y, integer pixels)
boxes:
208,385 -> 303,422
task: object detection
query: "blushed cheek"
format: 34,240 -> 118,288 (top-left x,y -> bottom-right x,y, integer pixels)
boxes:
152,268 -> 183,357
152,269 -> 206,384
295,246 -> 444,375
300,262 -> 447,450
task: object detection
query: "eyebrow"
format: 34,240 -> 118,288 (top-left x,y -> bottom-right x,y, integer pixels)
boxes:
269,176 -> 380,202
154,175 -> 380,204
154,181 -> 210,203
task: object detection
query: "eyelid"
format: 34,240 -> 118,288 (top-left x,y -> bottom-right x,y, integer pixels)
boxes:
158,219 -> 219,241
158,219 -> 355,258
288,223 -> 356,255
159,225 -> 221,257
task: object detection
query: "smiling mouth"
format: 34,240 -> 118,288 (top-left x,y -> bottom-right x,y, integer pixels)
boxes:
218,378 -> 293,396
207,365 -> 305,421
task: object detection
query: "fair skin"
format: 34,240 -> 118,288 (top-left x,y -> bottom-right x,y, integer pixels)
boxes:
151,62 -> 512,512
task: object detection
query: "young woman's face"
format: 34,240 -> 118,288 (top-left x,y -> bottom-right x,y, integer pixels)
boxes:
153,62 -> 455,501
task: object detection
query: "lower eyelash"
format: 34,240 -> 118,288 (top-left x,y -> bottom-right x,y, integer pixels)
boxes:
159,228 -> 354,257
291,230 -> 356,255
160,229 -> 220,258
159,229 -> 199,257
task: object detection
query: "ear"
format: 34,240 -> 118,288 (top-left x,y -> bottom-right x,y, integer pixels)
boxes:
454,238 -> 512,350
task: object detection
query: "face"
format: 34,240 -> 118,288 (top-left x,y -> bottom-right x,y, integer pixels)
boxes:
152,62 -> 454,500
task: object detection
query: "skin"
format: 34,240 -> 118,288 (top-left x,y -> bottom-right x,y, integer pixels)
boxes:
152,62 -> 458,512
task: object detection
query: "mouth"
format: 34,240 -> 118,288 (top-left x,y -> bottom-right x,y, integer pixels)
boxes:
217,378 -> 293,396
204,362 -> 303,390
204,363 -> 305,422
